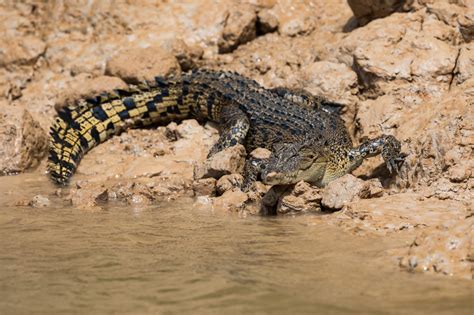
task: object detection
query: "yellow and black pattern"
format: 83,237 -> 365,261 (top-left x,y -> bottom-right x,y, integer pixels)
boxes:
48,76 -> 195,184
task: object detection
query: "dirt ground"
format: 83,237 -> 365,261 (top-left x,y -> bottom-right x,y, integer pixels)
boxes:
0,0 -> 472,279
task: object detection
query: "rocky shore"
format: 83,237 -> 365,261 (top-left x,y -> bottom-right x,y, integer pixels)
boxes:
0,0 -> 472,279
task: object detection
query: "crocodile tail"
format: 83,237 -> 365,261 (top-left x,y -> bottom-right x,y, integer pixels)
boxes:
47,76 -> 192,185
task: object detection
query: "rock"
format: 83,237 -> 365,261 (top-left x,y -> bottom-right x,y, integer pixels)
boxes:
107,181 -> 154,205
422,1 -> 472,30
0,109 -> 48,175
321,174 -> 366,210
175,119 -> 206,139
68,182 -> 109,208
299,61 -> 358,127
448,160 -> 472,183
399,218 -> 473,279
218,4 -> 257,53
194,145 -> 246,179
213,189 -> 248,212
454,43 -> 474,85
257,9 -> 279,34
29,195 -> 50,208
249,147 -> 272,159
147,177 -> 193,200
168,39 -> 203,71
216,174 -> 244,195
105,46 -> 181,83
277,181 -> 322,214
347,0 -> 412,26
193,178 -> 217,196
273,2 -> 317,36
0,35 -> 46,67
339,11 -> 458,95
458,10 -> 474,42
358,178 -> 384,198
300,61 -> 358,103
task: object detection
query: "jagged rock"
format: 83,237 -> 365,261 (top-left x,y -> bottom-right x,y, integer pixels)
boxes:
0,108 -> 48,175
216,174 -> 244,195
218,4 -> 257,53
454,43 -> 474,85
257,9 -> 279,34
106,46 -> 181,83
321,175 -> 384,210
193,178 -> 217,196
277,181 -> 322,214
29,195 -> 50,208
347,0 -> 412,26
213,189 -> 248,212
458,10 -> 474,42
194,145 -> 246,179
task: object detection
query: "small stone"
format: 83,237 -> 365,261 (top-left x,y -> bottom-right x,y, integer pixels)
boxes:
448,161 -> 472,183
213,189 -> 248,212
458,11 -> 474,42
257,9 -> 279,34
193,178 -> 217,196
197,145 -> 246,179
321,174 -> 365,210
0,109 -> 48,175
218,5 -> 257,53
170,39 -> 203,71
249,147 -> 272,159
29,195 -> 50,208
165,122 -> 179,141
359,178 -> 384,199
454,43 -> 474,86
175,119 -> 203,139
277,181 -> 322,214
216,174 -> 244,195
347,0 -> 410,26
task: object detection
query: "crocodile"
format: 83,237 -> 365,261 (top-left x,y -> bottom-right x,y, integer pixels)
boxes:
48,69 -> 404,187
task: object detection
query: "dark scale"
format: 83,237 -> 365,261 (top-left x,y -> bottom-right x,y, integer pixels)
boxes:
48,69 -> 404,188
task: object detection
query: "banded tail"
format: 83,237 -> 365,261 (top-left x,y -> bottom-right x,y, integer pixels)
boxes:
48,76 -> 199,185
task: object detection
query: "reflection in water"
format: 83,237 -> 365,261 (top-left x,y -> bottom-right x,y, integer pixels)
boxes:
0,175 -> 472,314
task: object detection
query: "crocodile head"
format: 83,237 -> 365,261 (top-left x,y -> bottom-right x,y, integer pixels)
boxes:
260,142 -> 332,186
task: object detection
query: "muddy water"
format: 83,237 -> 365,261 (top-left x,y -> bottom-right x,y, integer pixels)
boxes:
0,175 -> 472,314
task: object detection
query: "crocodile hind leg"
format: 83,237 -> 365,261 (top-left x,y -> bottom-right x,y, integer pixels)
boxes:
348,135 -> 405,174
208,105 -> 250,156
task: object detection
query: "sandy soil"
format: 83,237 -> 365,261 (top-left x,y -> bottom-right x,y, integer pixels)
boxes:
0,0 -> 472,279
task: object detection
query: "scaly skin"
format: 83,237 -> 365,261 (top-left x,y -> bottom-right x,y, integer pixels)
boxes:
48,69 -> 404,187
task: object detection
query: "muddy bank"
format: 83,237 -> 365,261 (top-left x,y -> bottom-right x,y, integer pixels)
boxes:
0,1 -> 472,279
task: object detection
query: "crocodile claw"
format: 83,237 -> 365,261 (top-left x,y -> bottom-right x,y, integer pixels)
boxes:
386,155 -> 406,174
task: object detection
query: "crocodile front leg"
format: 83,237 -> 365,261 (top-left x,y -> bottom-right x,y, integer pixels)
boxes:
208,105 -> 250,157
348,135 -> 405,174
242,156 -> 269,191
